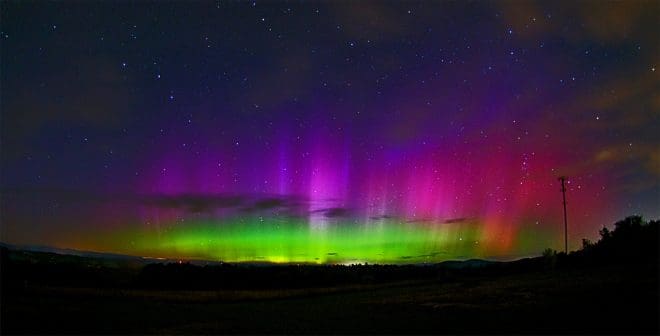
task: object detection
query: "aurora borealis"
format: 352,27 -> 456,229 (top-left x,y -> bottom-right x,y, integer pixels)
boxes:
1,1 -> 658,264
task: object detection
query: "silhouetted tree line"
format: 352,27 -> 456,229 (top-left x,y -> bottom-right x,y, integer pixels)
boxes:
1,216 -> 657,292
542,216 -> 659,268
580,216 -> 658,263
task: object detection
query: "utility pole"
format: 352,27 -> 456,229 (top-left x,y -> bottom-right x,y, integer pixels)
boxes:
558,176 -> 568,254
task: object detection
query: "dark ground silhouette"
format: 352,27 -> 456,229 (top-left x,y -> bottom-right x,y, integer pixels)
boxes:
1,216 -> 658,334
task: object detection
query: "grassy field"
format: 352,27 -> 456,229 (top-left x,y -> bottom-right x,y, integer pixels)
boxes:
2,264 -> 657,334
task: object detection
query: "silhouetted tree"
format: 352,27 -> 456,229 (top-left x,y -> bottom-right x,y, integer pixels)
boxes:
542,248 -> 558,269
599,227 -> 611,240
572,216 -> 658,265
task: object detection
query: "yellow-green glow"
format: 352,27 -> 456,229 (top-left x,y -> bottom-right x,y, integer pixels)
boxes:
93,217 -> 489,264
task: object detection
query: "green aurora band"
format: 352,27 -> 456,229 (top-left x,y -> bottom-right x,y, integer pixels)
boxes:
76,216 -> 556,264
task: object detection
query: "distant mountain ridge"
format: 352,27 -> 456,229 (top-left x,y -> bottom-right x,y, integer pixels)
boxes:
437,259 -> 500,269
0,242 -> 146,260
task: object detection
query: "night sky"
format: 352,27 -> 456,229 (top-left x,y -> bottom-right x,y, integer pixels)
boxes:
1,1 -> 658,263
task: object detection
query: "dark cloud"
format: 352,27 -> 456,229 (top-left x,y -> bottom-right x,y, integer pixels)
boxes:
139,193 -> 347,219
370,214 -> 394,220
237,195 -> 311,217
405,217 -> 475,225
443,218 -> 473,224
406,218 -> 434,224
143,194 -> 245,213
252,198 -> 288,210
312,207 -> 353,218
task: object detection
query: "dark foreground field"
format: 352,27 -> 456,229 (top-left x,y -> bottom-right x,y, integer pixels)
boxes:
2,262 -> 658,334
